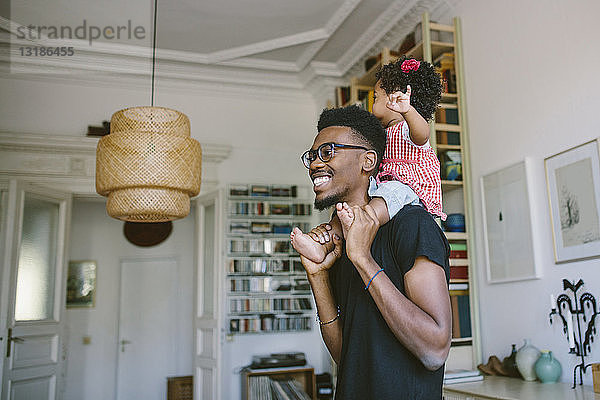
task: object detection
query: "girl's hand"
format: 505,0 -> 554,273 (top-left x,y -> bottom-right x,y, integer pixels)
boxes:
386,85 -> 412,114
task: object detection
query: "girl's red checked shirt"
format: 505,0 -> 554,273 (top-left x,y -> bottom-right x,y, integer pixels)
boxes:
376,121 -> 446,220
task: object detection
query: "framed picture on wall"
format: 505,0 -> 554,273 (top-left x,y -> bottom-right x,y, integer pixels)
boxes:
481,159 -> 541,283
66,260 -> 97,308
545,139 -> 600,263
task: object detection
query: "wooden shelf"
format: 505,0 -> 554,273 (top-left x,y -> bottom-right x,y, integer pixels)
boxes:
442,180 -> 463,192
405,40 -> 454,62
437,144 -> 461,150
435,123 -> 461,132
441,92 -> 459,101
451,337 -> 472,346
439,102 -> 459,109
430,22 -> 455,33
331,13 -> 477,373
445,232 -> 467,241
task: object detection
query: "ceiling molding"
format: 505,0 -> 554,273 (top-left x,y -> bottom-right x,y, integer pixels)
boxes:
343,0 -> 441,79
216,57 -> 301,73
208,28 -> 329,63
292,0 -> 362,71
0,130 -> 231,196
0,0 -> 448,98
0,130 -> 232,163
335,0 -> 419,75
295,39 -> 329,71
308,61 -> 344,77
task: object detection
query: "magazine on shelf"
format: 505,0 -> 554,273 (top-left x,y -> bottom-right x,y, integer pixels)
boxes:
443,369 -> 483,385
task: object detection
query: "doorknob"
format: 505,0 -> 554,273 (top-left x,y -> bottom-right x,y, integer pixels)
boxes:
120,339 -> 132,352
6,328 -> 25,358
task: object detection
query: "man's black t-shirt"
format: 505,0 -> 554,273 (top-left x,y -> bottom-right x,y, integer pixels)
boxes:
330,205 -> 450,400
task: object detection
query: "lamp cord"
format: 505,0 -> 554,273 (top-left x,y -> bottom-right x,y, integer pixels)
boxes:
151,0 -> 158,106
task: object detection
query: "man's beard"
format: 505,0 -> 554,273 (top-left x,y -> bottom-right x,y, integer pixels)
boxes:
314,187 -> 349,211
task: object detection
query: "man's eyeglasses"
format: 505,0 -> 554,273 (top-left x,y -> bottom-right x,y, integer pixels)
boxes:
301,142 -> 370,169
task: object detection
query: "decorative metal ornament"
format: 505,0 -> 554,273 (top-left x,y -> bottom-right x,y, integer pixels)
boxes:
548,279 -> 600,388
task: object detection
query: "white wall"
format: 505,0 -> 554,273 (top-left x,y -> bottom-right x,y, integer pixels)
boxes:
0,75 -> 319,187
451,0 -> 600,384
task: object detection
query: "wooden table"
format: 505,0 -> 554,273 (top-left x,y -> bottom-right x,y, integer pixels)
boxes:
443,376 -> 600,400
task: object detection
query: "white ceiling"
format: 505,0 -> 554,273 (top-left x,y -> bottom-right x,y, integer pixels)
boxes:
1,0 -> 455,91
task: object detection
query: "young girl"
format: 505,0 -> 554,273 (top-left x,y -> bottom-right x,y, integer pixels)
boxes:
291,56 -> 445,262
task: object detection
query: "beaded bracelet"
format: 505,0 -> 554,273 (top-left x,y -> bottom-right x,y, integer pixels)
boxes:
316,305 -> 341,326
365,268 -> 384,291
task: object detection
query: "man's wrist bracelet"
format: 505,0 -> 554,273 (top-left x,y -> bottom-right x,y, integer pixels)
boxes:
316,305 -> 341,326
365,268 -> 384,290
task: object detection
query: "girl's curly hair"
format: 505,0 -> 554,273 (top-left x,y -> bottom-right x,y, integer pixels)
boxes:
375,56 -> 442,121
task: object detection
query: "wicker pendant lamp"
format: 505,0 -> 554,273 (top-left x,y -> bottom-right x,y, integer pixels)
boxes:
95,0 -> 201,222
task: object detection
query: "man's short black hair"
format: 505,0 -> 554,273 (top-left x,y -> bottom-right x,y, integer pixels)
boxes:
317,105 -> 386,171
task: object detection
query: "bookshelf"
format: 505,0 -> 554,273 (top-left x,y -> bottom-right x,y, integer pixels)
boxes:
225,184 -> 315,335
331,13 -> 479,370
242,366 -> 316,400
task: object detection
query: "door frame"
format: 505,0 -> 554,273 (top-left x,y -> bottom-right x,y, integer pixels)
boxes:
194,190 -> 223,400
0,179 -> 72,399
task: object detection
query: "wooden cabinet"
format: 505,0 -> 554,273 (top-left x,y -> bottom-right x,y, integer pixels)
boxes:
331,12 -> 479,370
242,366 -> 316,400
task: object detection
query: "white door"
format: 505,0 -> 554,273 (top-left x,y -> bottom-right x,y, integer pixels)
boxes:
116,258 -> 179,400
194,191 -> 222,400
0,180 -> 71,400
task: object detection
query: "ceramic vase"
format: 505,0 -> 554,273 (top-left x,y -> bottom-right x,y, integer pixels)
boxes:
515,338 -> 541,381
534,350 -> 562,383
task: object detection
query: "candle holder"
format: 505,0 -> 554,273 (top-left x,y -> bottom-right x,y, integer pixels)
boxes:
549,279 -> 600,388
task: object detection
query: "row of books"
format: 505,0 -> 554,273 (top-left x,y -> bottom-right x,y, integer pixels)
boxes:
356,89 -> 374,112
248,376 -> 311,400
449,245 -> 468,281
230,184 -> 299,198
228,258 -> 303,275
436,53 -> 457,93
229,238 -> 294,255
229,277 -> 309,293
229,297 -> 313,313
229,315 -> 312,333
335,86 -> 352,107
230,202 -> 312,216
450,293 -> 471,338
435,107 -> 459,125
229,221 -> 310,235
437,131 -> 461,146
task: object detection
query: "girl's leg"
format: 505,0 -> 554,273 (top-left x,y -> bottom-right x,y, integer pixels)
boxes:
290,214 -> 342,263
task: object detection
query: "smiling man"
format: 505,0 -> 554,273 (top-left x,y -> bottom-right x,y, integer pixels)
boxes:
298,105 -> 452,400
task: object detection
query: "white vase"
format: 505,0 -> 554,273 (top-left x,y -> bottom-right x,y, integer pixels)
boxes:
516,338 -> 541,381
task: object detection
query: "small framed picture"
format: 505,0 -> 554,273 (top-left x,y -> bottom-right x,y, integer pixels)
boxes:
545,139 -> 600,263
66,260 -> 97,308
